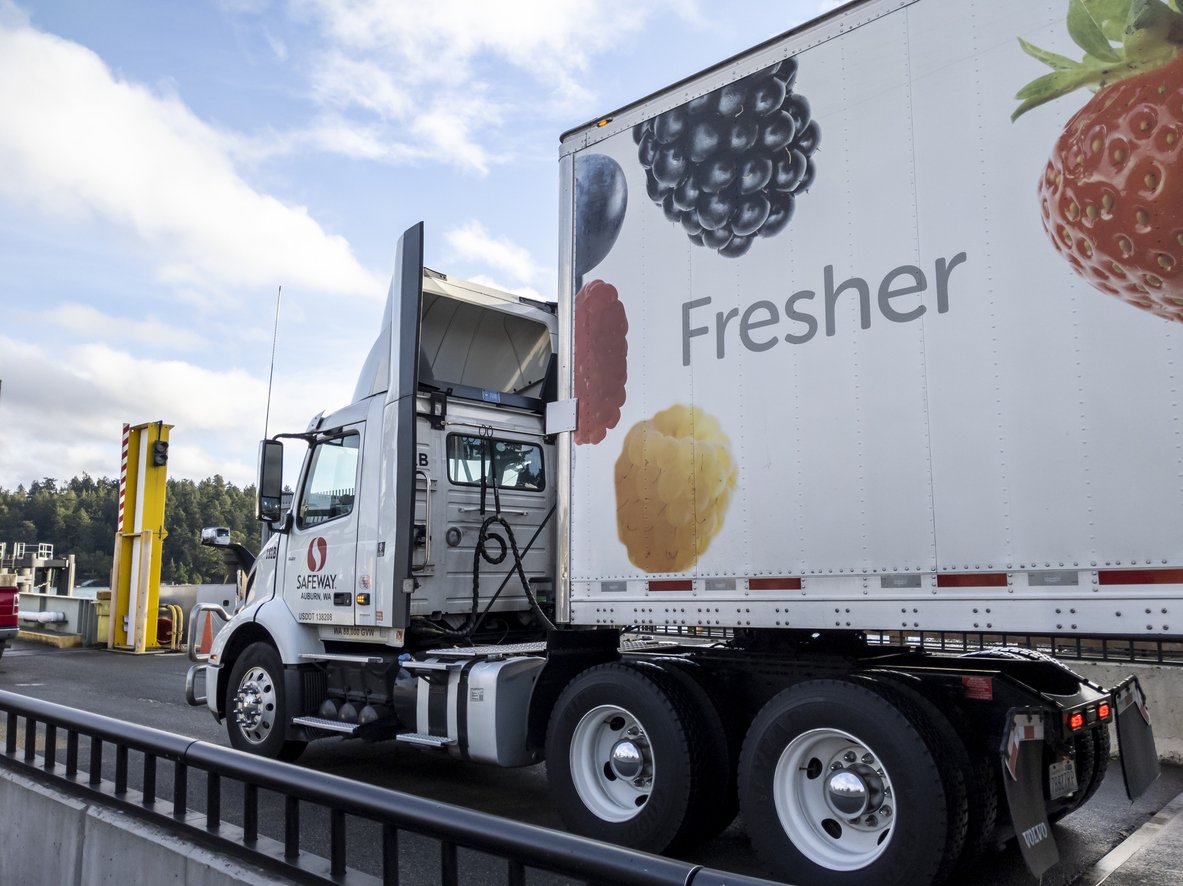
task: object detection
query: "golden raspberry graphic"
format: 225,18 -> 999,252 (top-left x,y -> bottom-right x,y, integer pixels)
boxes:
614,405 -> 737,572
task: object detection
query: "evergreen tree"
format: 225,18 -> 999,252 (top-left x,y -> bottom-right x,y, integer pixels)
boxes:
0,475 -> 258,584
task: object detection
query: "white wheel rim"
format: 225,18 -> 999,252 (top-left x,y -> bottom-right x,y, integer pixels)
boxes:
772,727 -> 896,871
233,665 -> 278,745
568,704 -> 654,822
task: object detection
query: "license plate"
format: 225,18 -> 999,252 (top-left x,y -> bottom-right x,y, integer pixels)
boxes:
1048,758 -> 1078,800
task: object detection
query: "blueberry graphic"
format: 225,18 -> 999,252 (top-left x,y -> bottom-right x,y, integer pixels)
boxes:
574,154 -> 628,278
635,55 -> 820,257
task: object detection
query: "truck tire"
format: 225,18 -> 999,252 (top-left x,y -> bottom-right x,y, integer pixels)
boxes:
544,661 -> 712,852
738,678 -> 954,886
226,642 -> 307,762
650,657 -> 738,843
856,673 -> 990,876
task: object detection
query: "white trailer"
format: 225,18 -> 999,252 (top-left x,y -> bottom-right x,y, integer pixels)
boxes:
187,1 -> 1181,883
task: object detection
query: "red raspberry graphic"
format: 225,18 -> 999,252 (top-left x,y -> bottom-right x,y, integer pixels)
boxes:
573,280 -> 628,445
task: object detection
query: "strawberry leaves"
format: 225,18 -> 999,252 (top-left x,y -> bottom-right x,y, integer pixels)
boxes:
1013,0 -> 1183,120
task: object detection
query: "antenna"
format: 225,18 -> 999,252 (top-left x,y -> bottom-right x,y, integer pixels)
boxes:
263,285 -> 282,439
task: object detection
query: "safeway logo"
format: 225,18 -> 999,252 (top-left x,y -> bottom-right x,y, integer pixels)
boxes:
307,537 -> 328,572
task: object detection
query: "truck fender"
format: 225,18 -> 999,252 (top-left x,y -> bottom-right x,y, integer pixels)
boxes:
526,628 -> 620,751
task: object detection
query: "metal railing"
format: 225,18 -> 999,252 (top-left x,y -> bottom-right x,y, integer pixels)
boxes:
0,690 -> 780,886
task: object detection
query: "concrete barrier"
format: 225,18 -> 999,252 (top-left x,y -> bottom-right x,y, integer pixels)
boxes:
1075,662 -> 1183,764
0,768 -> 300,886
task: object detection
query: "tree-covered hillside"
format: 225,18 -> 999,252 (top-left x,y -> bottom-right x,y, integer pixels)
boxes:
0,475 -> 258,584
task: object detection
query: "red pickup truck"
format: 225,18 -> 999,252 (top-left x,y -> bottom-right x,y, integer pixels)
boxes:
0,585 -> 17,659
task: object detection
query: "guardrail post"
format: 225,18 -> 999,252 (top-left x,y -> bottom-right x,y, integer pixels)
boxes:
66,730 -> 78,777
5,712 -> 14,755
44,724 -> 57,771
173,761 -> 187,819
284,796 -> 300,860
207,772 -> 221,831
507,859 -> 525,886
89,737 -> 102,785
143,753 -> 156,805
331,809 -> 346,876
115,745 -> 128,795
441,841 -> 457,886
23,717 -> 36,762
382,823 -> 399,886
244,783 -> 258,844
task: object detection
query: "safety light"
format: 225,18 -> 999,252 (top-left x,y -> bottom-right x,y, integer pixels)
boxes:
152,440 -> 169,466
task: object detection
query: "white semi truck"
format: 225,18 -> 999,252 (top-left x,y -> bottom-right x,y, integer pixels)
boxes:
186,1 -> 1182,883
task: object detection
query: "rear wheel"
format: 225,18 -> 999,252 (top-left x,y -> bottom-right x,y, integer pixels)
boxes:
651,658 -> 738,843
545,662 -> 711,852
226,642 -> 306,762
738,679 -> 955,886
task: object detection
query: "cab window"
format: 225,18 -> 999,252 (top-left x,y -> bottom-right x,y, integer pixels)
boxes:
447,435 -> 544,491
298,433 -> 360,527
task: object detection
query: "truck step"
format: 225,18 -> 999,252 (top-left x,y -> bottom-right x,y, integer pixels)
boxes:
298,653 -> 390,665
400,659 -> 463,672
291,716 -> 359,735
396,732 -> 455,748
421,641 -> 547,659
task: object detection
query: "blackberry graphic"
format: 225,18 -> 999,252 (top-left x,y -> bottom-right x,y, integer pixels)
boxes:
634,57 -> 819,258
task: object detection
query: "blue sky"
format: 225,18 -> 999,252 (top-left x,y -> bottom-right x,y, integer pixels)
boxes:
0,0 -> 840,489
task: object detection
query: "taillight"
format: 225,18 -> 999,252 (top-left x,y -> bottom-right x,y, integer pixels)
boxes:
1098,702 -> 1112,721
1068,712 -> 1085,731
0,589 -> 16,627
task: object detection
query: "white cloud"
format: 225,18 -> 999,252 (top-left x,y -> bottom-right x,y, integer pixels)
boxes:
0,334 -> 355,488
280,0 -> 703,172
0,16 -> 384,302
311,53 -> 413,120
443,221 -> 544,288
45,303 -> 207,351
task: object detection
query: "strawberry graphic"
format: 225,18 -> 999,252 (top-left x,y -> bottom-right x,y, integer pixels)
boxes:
1014,0 -> 1183,321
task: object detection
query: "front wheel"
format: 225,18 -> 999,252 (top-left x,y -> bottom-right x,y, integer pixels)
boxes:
225,642 -> 306,762
738,679 -> 955,886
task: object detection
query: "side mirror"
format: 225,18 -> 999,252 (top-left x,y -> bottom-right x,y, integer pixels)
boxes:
201,527 -> 231,547
257,439 -> 285,524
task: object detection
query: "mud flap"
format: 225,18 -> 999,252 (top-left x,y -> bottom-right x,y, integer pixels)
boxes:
1000,709 -> 1059,878
1114,676 -> 1160,801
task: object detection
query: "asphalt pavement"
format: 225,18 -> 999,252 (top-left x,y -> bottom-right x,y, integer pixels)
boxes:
2,636 -> 1182,886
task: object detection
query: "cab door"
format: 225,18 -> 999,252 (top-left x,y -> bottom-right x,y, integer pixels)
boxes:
282,427 -> 363,627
